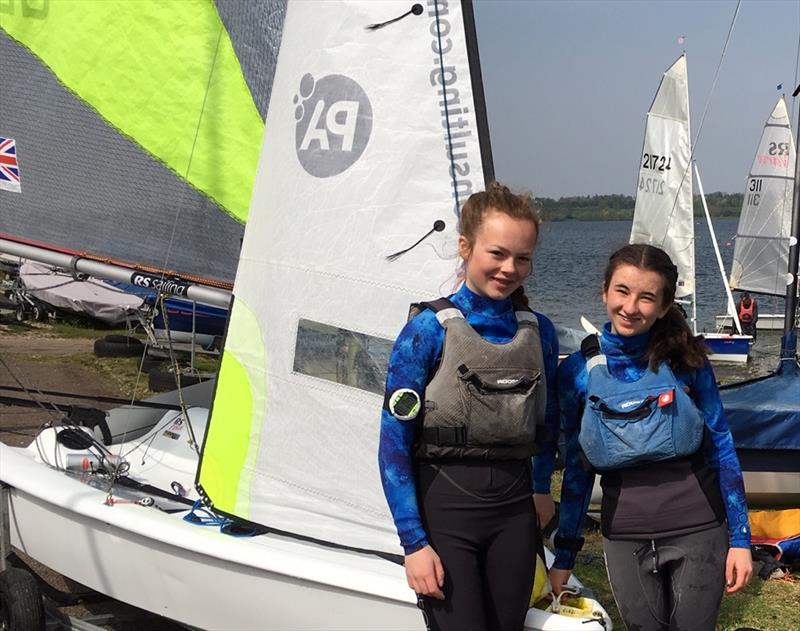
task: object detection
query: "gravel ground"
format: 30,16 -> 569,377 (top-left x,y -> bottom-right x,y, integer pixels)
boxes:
1,325 -> 186,630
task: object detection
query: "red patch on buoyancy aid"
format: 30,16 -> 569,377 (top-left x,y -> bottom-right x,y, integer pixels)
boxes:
657,389 -> 674,407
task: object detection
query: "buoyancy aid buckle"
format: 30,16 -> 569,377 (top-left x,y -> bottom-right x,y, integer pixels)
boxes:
420,425 -> 468,446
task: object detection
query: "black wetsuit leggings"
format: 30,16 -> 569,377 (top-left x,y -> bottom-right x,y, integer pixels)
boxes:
416,460 -> 538,631
602,522 -> 728,631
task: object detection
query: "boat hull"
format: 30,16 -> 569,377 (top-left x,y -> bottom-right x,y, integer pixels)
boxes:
715,313 -> 799,331
0,437 -> 610,631
704,333 -> 752,363
7,485 -> 421,630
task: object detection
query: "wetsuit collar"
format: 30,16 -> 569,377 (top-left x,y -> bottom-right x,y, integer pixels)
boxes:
601,322 -> 650,361
452,283 -> 515,319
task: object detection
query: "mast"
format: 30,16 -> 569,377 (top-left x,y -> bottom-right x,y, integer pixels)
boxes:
461,0 -> 494,185
0,236 -> 232,308
694,163 -> 742,334
783,83 -> 800,358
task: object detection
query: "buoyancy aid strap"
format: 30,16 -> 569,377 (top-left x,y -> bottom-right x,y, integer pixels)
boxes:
515,310 -> 538,325
420,426 -> 468,445
435,308 -> 465,326
581,334 -> 606,373
413,298 -> 465,326
580,334 -> 601,358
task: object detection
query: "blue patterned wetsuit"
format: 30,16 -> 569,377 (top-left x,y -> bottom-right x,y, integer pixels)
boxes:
555,324 -> 750,630
379,283 -> 560,553
378,283 -> 559,631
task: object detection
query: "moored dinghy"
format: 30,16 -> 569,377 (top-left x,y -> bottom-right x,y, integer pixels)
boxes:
716,96 -> 799,333
629,54 -> 752,362
0,1 -> 611,629
719,87 -> 800,509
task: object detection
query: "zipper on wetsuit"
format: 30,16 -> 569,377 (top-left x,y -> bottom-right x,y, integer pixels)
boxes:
633,539 -> 659,574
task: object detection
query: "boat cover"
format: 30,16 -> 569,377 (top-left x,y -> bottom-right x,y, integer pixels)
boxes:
720,359 -> 800,450
20,261 -> 143,324
555,324 -> 587,356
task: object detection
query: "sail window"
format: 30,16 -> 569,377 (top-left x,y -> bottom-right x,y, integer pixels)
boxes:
293,319 -> 392,395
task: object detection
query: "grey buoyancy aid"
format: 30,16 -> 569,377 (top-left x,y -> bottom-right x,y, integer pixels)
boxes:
413,298 -> 546,460
578,335 -> 705,471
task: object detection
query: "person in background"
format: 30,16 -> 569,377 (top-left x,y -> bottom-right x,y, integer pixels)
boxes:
550,243 -> 752,631
737,291 -> 758,341
379,183 -> 560,631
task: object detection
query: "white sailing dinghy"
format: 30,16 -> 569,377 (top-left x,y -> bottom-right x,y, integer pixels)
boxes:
715,96 -> 799,332
0,2 -> 611,629
630,54 -> 752,363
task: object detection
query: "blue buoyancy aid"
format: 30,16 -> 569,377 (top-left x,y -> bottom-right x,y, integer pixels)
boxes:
578,336 -> 704,471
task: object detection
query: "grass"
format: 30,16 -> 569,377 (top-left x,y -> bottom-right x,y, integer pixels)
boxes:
0,312 -> 131,338
550,472 -> 800,631
5,317 -> 798,630
2,315 -> 220,401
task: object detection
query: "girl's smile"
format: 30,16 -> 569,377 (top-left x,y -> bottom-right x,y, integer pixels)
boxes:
603,263 -> 670,336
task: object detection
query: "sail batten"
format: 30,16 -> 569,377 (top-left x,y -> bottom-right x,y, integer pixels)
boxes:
729,97 -> 798,297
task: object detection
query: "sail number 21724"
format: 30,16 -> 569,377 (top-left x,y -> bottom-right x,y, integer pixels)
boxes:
641,153 -> 672,172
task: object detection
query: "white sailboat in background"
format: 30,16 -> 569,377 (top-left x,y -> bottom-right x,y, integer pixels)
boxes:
630,54 -> 751,363
715,96 -> 800,332
0,2 -> 611,629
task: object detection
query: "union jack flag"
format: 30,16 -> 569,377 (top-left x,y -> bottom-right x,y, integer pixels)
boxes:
0,136 -> 21,193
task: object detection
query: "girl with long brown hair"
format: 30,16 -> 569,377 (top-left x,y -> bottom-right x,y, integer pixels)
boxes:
551,243 -> 752,630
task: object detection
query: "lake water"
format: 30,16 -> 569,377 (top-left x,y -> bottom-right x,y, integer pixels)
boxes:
525,218 -> 789,383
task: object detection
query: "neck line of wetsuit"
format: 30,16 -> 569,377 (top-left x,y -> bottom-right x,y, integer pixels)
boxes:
452,283 -> 516,320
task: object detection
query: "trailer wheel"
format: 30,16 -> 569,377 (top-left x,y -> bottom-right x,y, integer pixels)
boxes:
30,304 -> 45,322
148,370 -> 206,392
139,356 -> 165,374
0,568 -> 44,631
14,305 -> 26,323
94,336 -> 144,357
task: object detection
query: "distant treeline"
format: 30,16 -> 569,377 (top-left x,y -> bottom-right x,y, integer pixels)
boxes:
536,192 -> 743,221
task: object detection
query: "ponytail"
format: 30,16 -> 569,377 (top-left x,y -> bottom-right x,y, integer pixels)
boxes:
511,286 -> 530,310
648,305 -> 707,372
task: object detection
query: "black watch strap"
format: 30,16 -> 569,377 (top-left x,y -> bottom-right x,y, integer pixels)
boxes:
554,534 -> 585,553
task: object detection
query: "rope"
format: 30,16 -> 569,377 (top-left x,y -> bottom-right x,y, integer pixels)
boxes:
691,0 -> 741,152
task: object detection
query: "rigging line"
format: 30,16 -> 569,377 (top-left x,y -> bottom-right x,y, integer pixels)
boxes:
158,294 -> 200,456
691,0 -> 741,152
156,21 -> 225,288
0,386 -> 181,410
793,5 -> 800,124
0,355 -> 65,423
654,0 -> 741,275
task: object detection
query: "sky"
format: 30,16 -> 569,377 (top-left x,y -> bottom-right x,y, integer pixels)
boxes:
472,0 -> 800,198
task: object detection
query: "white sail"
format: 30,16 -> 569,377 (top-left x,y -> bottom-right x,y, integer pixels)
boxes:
630,55 -> 694,298
198,0 -> 489,557
729,96 -> 798,297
